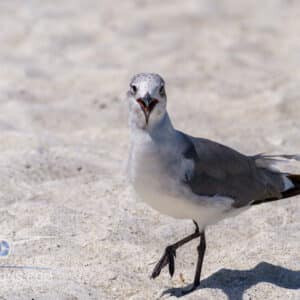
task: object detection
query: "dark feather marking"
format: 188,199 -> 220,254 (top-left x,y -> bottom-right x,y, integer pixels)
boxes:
252,173 -> 300,206
179,131 -> 289,208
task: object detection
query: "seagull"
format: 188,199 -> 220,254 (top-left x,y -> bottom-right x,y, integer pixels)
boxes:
126,73 -> 300,294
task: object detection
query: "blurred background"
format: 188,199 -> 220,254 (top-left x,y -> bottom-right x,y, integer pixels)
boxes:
0,1 -> 300,299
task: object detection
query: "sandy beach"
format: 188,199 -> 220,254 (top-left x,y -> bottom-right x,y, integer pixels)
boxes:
0,0 -> 300,299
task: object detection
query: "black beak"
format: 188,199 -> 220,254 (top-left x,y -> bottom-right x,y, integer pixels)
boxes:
137,93 -> 158,124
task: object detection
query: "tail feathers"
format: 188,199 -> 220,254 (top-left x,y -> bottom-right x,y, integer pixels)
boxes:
252,174 -> 300,206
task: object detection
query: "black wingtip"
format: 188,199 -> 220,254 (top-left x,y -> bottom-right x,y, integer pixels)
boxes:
252,173 -> 300,206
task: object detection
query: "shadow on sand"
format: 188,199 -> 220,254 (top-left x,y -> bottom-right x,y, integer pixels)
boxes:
162,262 -> 300,299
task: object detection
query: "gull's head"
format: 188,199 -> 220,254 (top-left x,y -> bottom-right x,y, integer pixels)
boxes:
127,73 -> 167,130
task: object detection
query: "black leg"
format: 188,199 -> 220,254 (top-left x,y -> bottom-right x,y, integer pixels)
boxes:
181,230 -> 206,295
151,220 -> 200,279
193,231 -> 206,288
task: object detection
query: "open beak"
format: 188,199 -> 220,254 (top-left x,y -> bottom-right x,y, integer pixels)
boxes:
137,92 -> 158,124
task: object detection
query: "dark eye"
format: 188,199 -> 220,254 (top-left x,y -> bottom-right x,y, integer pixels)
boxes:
130,84 -> 137,94
159,85 -> 165,96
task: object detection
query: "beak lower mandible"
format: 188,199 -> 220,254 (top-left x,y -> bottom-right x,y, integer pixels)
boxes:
141,92 -> 153,107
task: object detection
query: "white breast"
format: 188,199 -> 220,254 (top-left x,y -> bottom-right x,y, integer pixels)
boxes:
128,134 -> 241,228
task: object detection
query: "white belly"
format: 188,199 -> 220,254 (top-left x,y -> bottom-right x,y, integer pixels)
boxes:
128,140 -> 244,228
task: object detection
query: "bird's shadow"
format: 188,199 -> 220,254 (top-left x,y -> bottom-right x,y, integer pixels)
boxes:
162,262 -> 300,299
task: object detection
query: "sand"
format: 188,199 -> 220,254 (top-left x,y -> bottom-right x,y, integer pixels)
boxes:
0,0 -> 300,299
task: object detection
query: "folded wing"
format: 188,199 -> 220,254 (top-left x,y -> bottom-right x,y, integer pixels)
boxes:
180,132 -> 298,208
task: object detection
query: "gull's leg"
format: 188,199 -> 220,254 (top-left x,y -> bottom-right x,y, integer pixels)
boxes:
181,230 -> 206,294
151,220 -> 200,279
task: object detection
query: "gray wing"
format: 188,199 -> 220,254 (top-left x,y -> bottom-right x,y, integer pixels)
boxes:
179,132 -> 285,208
